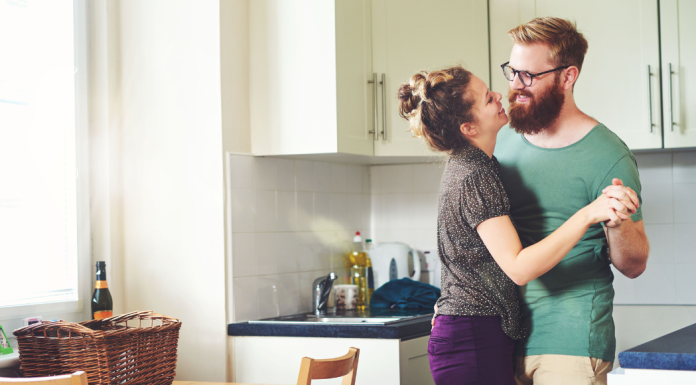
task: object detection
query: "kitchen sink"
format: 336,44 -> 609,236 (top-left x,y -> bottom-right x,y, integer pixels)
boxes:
248,313 -> 432,326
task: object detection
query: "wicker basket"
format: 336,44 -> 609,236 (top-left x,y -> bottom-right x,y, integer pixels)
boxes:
13,310 -> 181,385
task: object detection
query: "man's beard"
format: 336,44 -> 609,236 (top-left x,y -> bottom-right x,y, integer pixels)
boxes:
507,74 -> 565,135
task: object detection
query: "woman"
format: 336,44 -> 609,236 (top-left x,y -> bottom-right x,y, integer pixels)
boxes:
397,66 -> 635,384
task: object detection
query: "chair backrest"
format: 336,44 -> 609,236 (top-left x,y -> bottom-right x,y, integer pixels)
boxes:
296,347 -> 360,385
0,371 -> 88,385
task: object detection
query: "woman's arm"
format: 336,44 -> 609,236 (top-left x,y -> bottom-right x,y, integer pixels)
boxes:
477,193 -> 631,286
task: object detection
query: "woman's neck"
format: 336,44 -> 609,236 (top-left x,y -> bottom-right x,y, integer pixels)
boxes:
468,135 -> 496,158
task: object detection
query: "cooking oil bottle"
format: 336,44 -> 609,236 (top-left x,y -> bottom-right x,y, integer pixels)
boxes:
350,232 -> 373,310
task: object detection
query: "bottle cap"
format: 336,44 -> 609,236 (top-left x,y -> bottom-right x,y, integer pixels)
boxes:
353,231 -> 362,243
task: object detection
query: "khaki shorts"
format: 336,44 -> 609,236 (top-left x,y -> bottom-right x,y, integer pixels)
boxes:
514,354 -> 613,385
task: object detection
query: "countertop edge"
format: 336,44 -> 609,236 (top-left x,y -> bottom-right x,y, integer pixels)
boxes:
618,323 -> 696,371
227,317 -> 432,340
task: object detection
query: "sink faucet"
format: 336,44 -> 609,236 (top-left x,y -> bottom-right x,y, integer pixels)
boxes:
312,272 -> 337,315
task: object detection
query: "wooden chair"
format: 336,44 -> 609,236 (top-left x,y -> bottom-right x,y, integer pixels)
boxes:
296,347 -> 360,385
0,371 -> 88,385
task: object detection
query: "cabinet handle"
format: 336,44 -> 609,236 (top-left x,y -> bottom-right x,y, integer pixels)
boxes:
647,65 -> 654,133
669,63 -> 676,132
380,73 -> 387,141
368,73 -> 378,141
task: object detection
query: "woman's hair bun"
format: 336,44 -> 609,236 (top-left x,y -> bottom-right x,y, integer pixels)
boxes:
396,65 -> 475,153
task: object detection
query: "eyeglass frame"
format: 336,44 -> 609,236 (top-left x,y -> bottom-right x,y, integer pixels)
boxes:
500,61 -> 571,86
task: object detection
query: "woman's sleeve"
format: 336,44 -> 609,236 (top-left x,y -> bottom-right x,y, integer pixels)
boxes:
460,169 -> 510,229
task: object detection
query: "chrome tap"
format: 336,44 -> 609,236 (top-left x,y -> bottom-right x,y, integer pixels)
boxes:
312,272 -> 337,315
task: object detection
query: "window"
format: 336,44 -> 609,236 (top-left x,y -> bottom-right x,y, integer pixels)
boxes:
0,0 -> 80,308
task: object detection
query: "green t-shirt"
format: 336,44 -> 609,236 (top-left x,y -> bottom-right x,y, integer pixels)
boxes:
494,123 -> 643,362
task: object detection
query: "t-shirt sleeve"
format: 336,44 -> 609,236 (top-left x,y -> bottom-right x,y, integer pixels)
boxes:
596,154 -> 643,222
460,169 -> 510,229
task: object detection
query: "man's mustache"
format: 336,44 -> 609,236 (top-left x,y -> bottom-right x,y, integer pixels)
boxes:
508,89 -> 533,104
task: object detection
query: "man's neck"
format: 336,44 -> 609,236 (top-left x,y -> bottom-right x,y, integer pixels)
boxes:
523,101 -> 598,149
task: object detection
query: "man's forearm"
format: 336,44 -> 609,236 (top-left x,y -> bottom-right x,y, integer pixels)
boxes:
606,219 -> 649,279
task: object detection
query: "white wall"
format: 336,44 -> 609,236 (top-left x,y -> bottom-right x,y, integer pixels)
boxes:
90,0 -> 227,381
370,150 -> 696,362
229,155 -> 371,322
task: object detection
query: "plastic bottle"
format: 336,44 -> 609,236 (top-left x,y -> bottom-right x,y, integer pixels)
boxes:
350,232 -> 373,310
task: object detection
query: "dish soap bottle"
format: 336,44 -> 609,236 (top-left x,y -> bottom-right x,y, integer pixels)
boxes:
364,238 -> 375,301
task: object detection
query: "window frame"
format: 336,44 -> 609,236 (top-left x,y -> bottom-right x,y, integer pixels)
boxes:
0,0 -> 91,332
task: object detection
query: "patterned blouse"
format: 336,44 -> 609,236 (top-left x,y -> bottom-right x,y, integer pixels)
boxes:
435,144 -> 528,340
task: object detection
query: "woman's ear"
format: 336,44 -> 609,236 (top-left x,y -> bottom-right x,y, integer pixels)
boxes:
460,122 -> 477,139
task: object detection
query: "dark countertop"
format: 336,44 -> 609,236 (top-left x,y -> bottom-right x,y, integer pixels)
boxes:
227,308 -> 433,341
619,323 -> 696,370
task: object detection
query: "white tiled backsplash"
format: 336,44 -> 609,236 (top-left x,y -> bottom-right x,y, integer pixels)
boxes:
612,151 -> 696,305
229,155 -> 371,322
229,150 -> 696,321
370,162 -> 445,252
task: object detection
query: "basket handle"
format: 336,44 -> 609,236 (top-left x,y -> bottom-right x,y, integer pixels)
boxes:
13,320 -> 95,337
91,310 -> 179,326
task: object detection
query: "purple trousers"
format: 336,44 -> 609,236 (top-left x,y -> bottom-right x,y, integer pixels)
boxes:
428,315 -> 515,385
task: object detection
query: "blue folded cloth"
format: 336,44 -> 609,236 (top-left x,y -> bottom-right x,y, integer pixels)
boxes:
370,278 -> 441,310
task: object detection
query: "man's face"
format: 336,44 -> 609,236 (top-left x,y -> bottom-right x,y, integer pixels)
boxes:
506,43 -> 566,135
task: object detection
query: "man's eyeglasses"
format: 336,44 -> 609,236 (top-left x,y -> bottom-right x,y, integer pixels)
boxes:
501,62 -> 570,86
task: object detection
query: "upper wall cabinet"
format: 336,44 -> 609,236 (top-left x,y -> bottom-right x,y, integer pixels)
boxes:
371,0 -> 490,157
490,0 -> 696,150
250,0 -> 374,156
250,0 -> 490,157
661,0 -> 696,149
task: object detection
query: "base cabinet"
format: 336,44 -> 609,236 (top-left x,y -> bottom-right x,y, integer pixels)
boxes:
608,367 -> 696,385
232,335 -> 433,385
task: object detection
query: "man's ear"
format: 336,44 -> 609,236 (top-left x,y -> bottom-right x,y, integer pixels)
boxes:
562,66 -> 580,90
460,122 -> 477,139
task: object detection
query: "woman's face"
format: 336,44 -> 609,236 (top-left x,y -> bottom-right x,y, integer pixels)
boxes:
468,75 -> 508,136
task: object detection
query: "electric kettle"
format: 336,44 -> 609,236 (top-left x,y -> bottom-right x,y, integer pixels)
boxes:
368,242 -> 421,289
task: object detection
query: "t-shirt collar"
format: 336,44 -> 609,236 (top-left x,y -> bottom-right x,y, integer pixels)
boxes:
451,144 -> 498,170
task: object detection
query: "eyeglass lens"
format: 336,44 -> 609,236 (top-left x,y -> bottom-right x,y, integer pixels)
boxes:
503,65 -> 532,86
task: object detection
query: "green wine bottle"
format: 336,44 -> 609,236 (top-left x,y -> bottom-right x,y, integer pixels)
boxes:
91,261 -> 113,320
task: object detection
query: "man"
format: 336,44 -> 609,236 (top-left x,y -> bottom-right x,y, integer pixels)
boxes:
494,17 -> 650,384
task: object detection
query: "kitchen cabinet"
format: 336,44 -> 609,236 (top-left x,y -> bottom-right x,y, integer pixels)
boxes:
250,0 -> 374,156
660,0 -> 696,149
490,0 -> 696,150
371,0 -> 489,156
249,0 -> 490,158
232,335 -> 433,385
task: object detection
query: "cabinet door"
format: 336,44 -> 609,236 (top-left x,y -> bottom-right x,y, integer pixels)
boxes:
399,336 -> 435,385
516,0 -> 663,150
250,0 -> 374,156
661,0 -> 696,148
337,0 -> 375,156
372,0 -> 490,157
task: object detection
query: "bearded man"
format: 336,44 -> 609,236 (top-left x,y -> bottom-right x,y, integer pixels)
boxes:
493,17 -> 650,385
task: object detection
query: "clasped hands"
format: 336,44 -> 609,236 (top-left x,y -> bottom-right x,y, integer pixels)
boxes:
601,178 -> 639,228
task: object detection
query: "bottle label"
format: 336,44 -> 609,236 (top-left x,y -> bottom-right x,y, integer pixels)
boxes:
93,310 -> 113,320
95,280 -> 108,289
